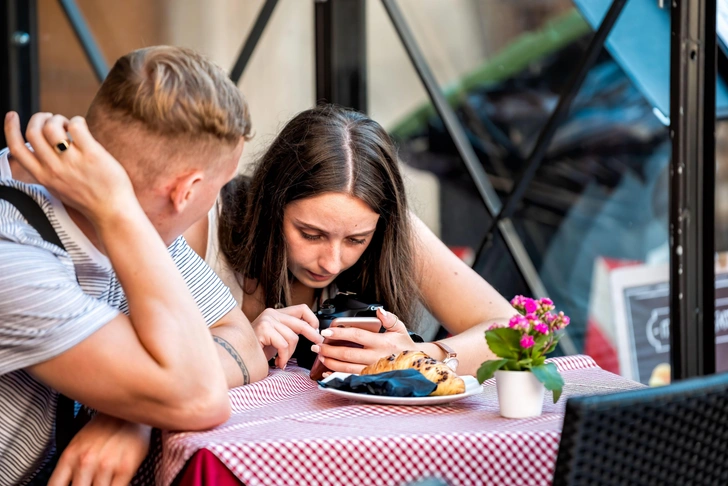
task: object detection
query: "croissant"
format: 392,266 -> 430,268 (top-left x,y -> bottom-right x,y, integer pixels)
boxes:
361,350 -> 466,396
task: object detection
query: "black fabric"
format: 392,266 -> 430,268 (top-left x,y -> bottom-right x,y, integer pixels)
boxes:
318,369 -> 437,397
0,186 -> 79,455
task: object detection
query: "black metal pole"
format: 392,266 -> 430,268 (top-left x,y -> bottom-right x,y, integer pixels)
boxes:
473,0 -> 628,266
0,0 -> 39,147
380,0 -> 558,305
58,0 -> 108,82
229,0 -> 278,84
669,0 -> 716,380
315,0 -> 367,112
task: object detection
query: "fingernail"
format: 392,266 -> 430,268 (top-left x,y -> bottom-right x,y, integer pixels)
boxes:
311,345 -> 321,353
320,329 -> 333,337
318,355 -> 325,363
379,308 -> 389,318
322,372 -> 331,378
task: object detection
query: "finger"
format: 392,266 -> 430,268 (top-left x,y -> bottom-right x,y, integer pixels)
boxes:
263,328 -> 290,366
25,112 -> 62,168
66,116 -> 99,154
90,463 -> 113,486
277,304 -> 320,329
110,472 -> 135,486
317,341 -> 383,366
319,326 -> 381,348
70,462 -> 95,486
47,459 -> 73,486
270,312 -> 323,344
4,112 -> 43,176
378,308 -> 408,334
41,114 -> 71,151
272,322 -> 299,368
317,354 -> 366,374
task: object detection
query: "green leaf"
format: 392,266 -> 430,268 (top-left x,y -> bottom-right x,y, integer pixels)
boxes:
530,363 -> 565,404
485,327 -> 523,359
533,333 -> 550,352
476,358 -> 508,383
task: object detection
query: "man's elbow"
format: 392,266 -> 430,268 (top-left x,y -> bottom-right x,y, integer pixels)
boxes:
169,386 -> 231,430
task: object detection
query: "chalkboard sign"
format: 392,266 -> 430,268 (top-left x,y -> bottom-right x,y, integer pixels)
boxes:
610,264 -> 728,384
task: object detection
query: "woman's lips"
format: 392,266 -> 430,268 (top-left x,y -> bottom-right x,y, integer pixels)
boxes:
307,270 -> 332,282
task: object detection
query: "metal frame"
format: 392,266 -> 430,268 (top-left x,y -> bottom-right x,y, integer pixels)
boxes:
380,0 -> 546,294
473,0 -> 628,266
58,0 -> 108,82
230,0 -> 278,84
380,0 -> 575,355
669,0 -> 716,379
0,0 -> 39,147
315,0 -> 367,112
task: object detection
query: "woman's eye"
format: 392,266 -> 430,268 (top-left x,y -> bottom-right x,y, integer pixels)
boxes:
301,232 -> 321,241
349,238 -> 366,245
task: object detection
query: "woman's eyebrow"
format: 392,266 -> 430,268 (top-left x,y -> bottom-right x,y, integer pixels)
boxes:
295,221 -> 329,235
294,220 -> 376,238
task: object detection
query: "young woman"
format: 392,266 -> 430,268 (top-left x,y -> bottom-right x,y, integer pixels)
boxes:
185,104 -> 516,377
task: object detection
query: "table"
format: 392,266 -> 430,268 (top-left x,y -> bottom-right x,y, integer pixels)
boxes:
150,355 -> 642,486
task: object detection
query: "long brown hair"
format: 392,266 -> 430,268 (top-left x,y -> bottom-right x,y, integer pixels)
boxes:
218,104 -> 420,328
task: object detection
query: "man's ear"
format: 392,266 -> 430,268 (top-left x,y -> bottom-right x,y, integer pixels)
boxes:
169,170 -> 205,214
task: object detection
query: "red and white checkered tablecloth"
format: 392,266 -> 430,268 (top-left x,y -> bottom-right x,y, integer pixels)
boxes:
149,355 -> 642,486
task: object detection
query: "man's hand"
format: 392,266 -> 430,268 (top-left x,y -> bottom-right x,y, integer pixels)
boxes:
4,111 -> 137,224
48,414 -> 151,486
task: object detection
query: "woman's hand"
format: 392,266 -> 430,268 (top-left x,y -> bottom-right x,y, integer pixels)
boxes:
314,308 -> 416,374
48,414 -> 151,486
251,304 -> 324,369
4,111 -> 137,225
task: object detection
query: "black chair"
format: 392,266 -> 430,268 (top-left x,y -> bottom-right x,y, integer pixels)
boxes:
552,372 -> 728,485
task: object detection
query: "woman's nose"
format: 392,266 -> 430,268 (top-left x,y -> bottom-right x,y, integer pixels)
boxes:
318,243 -> 342,275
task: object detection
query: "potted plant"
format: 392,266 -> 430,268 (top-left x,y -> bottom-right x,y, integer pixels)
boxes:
477,296 -> 570,418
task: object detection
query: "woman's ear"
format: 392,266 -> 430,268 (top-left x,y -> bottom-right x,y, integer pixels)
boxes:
169,170 -> 205,213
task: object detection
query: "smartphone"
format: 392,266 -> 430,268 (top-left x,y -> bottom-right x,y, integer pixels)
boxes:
309,317 -> 383,380
328,317 -> 382,333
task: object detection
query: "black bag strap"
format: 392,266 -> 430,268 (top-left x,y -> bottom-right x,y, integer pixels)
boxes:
0,185 -> 78,454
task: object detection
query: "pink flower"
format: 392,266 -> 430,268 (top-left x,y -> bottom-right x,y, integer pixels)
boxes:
488,322 -> 505,331
523,298 -> 538,314
534,323 -> 549,334
510,295 -> 526,307
539,297 -> 554,306
561,315 -> 571,328
508,315 -> 529,331
520,335 -> 535,349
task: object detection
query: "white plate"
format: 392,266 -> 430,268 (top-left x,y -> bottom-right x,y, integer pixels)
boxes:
318,372 -> 483,406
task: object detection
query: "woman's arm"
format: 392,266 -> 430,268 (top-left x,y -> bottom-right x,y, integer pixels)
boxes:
409,214 -> 517,374
411,214 -> 516,333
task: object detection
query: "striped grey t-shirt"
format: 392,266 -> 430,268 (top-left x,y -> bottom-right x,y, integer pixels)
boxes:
0,149 -> 238,485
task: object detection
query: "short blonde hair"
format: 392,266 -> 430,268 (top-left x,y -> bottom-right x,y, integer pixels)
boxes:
88,46 -> 251,143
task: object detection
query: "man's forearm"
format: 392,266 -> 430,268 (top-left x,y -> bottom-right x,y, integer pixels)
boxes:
211,323 -> 269,388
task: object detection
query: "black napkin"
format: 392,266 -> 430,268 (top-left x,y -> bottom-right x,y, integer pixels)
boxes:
318,369 -> 437,397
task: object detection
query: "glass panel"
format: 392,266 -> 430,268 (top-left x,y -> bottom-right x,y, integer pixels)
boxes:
369,0 -> 674,384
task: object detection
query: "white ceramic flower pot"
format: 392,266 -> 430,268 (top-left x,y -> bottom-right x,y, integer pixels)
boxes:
494,370 -> 545,419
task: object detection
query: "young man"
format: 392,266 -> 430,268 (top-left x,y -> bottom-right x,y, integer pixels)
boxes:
0,46 -> 272,485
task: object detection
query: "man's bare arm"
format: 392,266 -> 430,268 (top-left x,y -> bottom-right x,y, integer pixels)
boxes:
210,306 -> 269,388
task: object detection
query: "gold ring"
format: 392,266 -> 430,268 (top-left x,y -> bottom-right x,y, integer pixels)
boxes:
54,139 -> 71,154
384,315 -> 399,331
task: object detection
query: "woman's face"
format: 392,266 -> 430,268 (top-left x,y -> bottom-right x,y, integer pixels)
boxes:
283,192 -> 380,288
